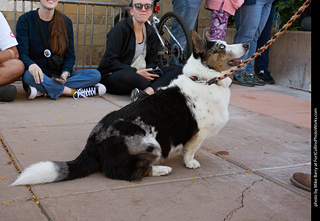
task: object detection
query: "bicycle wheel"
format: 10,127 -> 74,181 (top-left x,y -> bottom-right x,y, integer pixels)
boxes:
157,11 -> 192,67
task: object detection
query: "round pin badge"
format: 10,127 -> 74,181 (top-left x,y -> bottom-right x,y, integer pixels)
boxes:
44,49 -> 51,58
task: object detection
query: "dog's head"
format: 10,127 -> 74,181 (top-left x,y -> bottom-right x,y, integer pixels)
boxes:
190,30 -> 249,73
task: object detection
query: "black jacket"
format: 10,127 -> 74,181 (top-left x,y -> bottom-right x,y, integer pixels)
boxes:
97,17 -> 159,77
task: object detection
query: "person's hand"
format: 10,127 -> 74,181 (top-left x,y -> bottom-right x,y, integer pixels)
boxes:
28,64 -> 44,84
60,71 -> 70,84
136,68 -> 159,81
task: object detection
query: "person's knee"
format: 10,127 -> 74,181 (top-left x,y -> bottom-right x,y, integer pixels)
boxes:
75,69 -> 101,86
6,59 -> 24,75
164,65 -> 183,77
119,70 -> 141,84
173,65 -> 183,74
0,59 -> 25,85
14,59 -> 25,75
90,69 -> 101,84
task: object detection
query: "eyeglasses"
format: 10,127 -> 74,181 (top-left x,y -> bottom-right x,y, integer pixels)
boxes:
133,3 -> 152,11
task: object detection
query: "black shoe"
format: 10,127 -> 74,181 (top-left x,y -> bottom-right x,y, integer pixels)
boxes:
73,83 -> 107,100
130,88 -> 148,102
0,85 -> 17,102
249,73 -> 265,86
232,73 -> 255,87
257,70 -> 274,84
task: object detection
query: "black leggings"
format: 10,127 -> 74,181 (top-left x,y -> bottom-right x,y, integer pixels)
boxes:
100,65 -> 182,95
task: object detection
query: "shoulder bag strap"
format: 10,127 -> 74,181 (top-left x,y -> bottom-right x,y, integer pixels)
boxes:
35,9 -> 50,50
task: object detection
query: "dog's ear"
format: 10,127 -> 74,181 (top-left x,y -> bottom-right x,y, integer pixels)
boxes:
204,30 -> 217,49
204,30 -> 211,42
190,30 -> 206,55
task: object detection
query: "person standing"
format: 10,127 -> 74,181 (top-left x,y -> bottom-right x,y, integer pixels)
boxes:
255,0 -> 278,84
170,0 -> 203,65
205,0 -> 244,41
232,0 -> 274,87
172,0 -> 203,31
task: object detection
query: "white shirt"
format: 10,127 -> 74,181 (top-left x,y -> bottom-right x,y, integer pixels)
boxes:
132,24 -> 147,64
0,12 -> 18,51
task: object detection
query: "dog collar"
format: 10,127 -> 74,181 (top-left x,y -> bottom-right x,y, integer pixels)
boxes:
190,76 -> 208,84
190,76 -> 221,85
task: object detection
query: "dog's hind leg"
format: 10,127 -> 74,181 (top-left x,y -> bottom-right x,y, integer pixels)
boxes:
183,130 -> 208,169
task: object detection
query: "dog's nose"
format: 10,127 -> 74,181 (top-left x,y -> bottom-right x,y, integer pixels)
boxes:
243,44 -> 249,49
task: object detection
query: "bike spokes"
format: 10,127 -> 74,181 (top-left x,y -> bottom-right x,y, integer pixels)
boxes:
158,12 -> 192,67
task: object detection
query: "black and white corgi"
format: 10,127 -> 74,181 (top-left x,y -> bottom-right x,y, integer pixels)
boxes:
11,30 -> 248,185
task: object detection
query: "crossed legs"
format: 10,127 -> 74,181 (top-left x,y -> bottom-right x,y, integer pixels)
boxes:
0,59 -> 24,85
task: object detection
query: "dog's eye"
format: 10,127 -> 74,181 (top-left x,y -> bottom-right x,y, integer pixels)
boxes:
219,44 -> 225,50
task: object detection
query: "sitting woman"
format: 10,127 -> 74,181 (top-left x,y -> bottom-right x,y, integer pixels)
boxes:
16,0 -> 106,100
97,0 -> 182,101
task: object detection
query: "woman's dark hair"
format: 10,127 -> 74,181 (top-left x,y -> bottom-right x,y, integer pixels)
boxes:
49,9 -> 69,56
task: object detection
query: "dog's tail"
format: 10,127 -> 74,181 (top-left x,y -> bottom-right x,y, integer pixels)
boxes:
11,147 -> 99,186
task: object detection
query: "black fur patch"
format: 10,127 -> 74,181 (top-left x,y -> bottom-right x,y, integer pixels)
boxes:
146,146 -> 154,152
113,120 -> 145,136
206,41 -> 217,49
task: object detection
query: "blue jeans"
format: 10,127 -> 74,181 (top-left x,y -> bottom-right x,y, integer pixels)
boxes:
170,0 -> 203,65
23,69 -> 101,100
256,3 -> 276,73
234,0 -> 273,76
172,0 -> 203,31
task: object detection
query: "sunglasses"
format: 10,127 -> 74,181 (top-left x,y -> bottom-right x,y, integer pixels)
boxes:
133,3 -> 152,11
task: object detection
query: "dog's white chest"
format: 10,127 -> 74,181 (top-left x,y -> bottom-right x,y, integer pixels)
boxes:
172,76 -> 230,136
191,86 -> 229,131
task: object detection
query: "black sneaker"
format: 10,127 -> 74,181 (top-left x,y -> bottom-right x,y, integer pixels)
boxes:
0,85 -> 17,102
73,83 -> 106,100
232,73 -> 255,87
248,73 -> 265,86
130,88 -> 148,102
257,70 -> 274,84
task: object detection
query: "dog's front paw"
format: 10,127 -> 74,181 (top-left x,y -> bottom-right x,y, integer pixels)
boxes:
151,166 -> 173,176
185,159 -> 201,169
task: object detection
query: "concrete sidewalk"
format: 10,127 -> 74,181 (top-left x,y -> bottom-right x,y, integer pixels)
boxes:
0,83 -> 311,221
